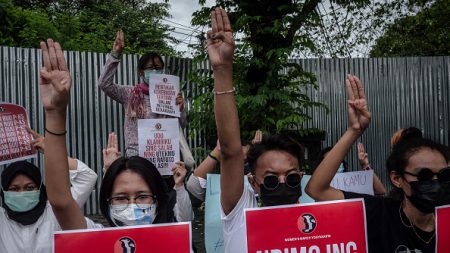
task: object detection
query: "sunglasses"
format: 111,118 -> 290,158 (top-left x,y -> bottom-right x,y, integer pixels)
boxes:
403,167 -> 450,183
261,172 -> 302,190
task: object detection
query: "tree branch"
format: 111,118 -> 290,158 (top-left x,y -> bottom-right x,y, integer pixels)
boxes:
286,0 -> 320,44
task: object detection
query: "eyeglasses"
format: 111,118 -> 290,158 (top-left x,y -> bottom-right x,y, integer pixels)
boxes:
260,172 -> 302,190
108,194 -> 156,210
403,167 -> 450,183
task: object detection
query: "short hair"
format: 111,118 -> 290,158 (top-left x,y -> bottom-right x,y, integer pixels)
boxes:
246,134 -> 304,174
138,52 -> 164,72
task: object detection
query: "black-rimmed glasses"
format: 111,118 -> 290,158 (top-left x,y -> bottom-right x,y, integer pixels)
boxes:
108,194 -> 156,211
260,172 -> 302,190
403,167 -> 450,183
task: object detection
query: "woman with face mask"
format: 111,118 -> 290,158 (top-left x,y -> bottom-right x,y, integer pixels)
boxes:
0,159 -> 98,253
39,39 -> 194,251
305,74 -> 450,253
97,31 -> 187,158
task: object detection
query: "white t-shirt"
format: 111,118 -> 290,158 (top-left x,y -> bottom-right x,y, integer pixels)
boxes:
221,185 -> 258,253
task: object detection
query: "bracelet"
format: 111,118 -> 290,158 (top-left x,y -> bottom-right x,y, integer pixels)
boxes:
208,151 -> 220,162
110,51 -> 121,60
45,128 -> 67,136
213,87 -> 235,95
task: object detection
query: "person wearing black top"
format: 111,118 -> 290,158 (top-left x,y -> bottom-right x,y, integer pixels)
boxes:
306,74 -> 450,253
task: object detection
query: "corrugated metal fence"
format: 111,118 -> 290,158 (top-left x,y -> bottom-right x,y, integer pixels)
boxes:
1,46 -> 449,214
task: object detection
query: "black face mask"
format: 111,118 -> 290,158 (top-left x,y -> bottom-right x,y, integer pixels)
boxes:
407,179 -> 449,213
259,183 -> 301,207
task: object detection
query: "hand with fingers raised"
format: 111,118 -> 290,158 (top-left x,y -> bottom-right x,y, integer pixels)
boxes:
251,129 -> 263,145
346,74 -> 371,133
103,132 -> 122,171
357,142 -> 370,169
40,39 -> 71,114
207,7 -> 234,70
172,161 -> 187,188
112,30 -> 125,57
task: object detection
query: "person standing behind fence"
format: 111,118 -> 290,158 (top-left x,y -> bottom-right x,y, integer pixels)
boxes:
97,31 -> 194,168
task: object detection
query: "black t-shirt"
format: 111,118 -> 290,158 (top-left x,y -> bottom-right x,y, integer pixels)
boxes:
344,191 -> 435,253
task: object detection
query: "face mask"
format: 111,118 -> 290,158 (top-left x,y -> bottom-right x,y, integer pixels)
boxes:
143,69 -> 164,84
110,203 -> 157,226
407,180 -> 444,213
3,190 -> 40,212
337,163 -> 345,173
259,183 -> 301,207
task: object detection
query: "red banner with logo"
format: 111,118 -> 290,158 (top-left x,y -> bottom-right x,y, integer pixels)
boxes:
436,205 -> 450,253
54,222 -> 192,253
0,103 -> 36,165
245,199 -> 367,253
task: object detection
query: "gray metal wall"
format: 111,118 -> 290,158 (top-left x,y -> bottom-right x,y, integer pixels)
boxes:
1,46 -> 449,214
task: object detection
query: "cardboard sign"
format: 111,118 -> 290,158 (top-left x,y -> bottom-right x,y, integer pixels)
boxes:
205,174 -> 253,253
0,103 -> 36,165
138,119 -> 180,176
436,205 -> 450,253
245,199 -> 368,253
149,73 -> 181,117
54,222 -> 192,253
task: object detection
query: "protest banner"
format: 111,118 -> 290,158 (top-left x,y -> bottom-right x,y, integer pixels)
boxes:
436,205 -> 450,253
54,222 -> 191,253
245,199 -> 368,253
0,103 -> 36,165
138,119 -> 180,176
148,73 -> 181,117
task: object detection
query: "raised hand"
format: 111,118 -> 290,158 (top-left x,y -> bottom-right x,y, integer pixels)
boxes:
27,127 -> 45,153
346,74 -> 371,132
176,92 -> 185,111
251,129 -> 263,144
172,161 -> 187,187
112,30 -> 125,55
40,39 -> 71,113
357,142 -> 370,169
103,132 -> 122,171
207,8 -> 234,69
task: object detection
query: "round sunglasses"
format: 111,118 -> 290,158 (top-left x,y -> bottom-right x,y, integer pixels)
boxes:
261,172 -> 302,190
403,167 -> 450,183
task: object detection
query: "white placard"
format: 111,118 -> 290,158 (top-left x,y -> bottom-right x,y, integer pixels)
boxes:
330,170 -> 374,195
148,73 -> 180,117
138,119 -> 180,176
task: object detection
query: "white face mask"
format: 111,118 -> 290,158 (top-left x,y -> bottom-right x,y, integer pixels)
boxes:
110,203 -> 157,226
143,69 -> 164,84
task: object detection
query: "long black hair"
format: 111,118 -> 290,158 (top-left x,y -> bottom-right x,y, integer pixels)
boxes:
99,156 -> 175,226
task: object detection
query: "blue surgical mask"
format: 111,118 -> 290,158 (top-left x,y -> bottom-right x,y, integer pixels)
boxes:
3,190 -> 40,212
337,163 -> 345,173
110,203 -> 157,226
143,69 -> 164,84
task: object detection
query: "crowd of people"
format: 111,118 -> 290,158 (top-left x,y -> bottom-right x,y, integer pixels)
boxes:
0,7 -> 449,253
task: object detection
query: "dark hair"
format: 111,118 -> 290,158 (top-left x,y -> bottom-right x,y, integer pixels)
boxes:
386,138 -> 447,174
246,134 -> 304,174
99,156 -> 175,226
138,52 -> 164,72
310,146 -> 348,174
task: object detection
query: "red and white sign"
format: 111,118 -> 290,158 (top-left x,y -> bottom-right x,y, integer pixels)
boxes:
149,73 -> 180,117
245,199 -> 368,253
137,118 -> 180,176
436,205 -> 450,253
54,222 -> 192,253
0,103 -> 36,165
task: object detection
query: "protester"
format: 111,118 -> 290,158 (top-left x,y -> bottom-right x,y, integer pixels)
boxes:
305,74 -> 450,252
102,132 -> 193,222
97,31 -> 193,164
0,134 -> 98,252
205,8 -> 304,252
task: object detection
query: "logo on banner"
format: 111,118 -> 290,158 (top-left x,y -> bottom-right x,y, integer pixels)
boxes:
114,237 -> 136,253
0,106 -> 4,112
163,77 -> 168,83
297,213 -> 317,234
155,123 -> 162,130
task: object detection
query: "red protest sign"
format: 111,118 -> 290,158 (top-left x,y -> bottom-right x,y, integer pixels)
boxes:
0,103 -> 36,165
436,205 -> 450,253
245,199 -> 368,253
54,222 -> 192,253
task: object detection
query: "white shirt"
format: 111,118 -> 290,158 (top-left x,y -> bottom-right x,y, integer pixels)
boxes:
0,159 -> 98,253
173,185 -> 194,222
221,185 -> 258,253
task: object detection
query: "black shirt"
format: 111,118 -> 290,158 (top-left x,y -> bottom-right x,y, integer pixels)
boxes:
344,191 -> 435,253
